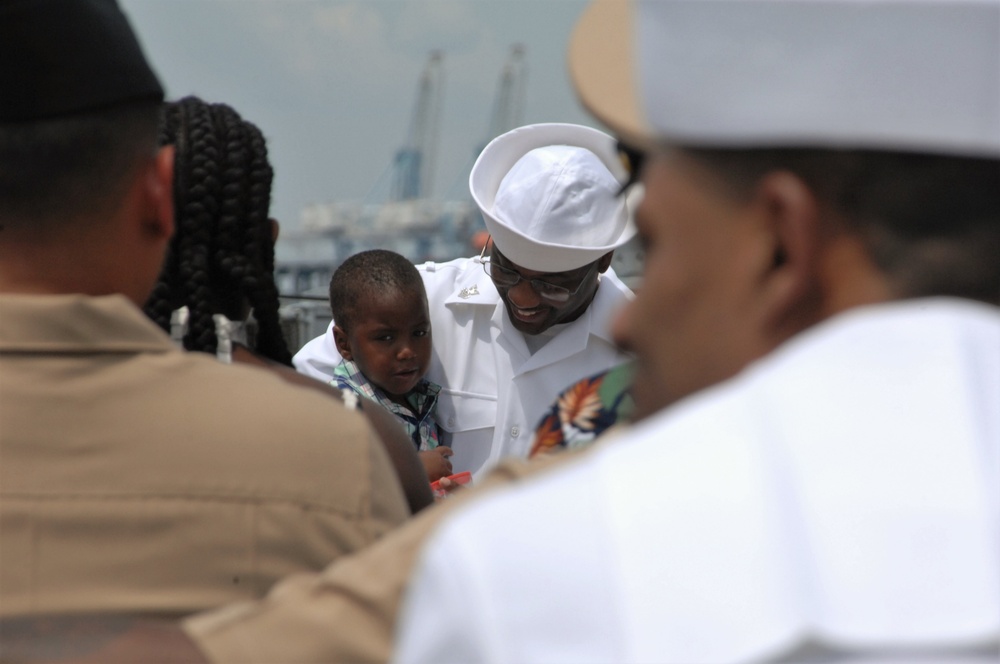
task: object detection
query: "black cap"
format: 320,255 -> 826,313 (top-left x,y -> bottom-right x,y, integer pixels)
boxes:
0,0 -> 165,122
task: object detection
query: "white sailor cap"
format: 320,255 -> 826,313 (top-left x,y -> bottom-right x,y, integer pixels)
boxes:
470,123 -> 637,273
569,0 -> 1000,158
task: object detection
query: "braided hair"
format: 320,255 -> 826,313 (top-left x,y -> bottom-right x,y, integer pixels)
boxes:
144,96 -> 293,365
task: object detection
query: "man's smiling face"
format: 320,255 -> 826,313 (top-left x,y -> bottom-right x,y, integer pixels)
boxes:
488,244 -> 610,335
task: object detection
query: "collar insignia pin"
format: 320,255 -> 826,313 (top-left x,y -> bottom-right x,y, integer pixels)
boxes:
458,284 -> 479,299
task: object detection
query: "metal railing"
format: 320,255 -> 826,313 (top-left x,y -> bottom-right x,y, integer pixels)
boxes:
278,295 -> 331,355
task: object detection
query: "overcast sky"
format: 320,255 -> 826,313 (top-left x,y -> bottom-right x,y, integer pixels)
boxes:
120,0 -> 597,235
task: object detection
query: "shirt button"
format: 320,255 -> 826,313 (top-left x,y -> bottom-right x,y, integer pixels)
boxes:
510,426 -> 520,437
448,417 -> 456,427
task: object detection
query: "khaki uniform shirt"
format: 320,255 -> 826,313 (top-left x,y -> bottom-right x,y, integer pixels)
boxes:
183,451 -> 583,662
0,294 -> 409,618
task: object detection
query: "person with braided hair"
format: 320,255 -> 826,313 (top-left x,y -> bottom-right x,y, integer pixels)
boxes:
148,96 -> 433,514
0,0 -> 411,623
146,96 -> 289,365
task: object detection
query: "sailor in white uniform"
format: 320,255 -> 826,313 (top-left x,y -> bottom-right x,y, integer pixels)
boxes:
295,123 -> 635,477
395,0 -> 1000,661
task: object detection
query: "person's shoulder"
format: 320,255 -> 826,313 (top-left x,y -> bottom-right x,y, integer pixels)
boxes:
598,267 -> 634,301
415,256 -> 496,306
293,329 -> 333,361
154,349 -> 369,434
235,345 -> 352,402
292,321 -> 340,380
414,255 -> 478,276
581,268 -> 634,343
14,343 -> 403,520
414,257 -> 481,286
143,351 -> 402,508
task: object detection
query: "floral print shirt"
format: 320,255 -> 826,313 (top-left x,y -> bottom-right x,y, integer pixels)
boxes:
529,362 -> 635,458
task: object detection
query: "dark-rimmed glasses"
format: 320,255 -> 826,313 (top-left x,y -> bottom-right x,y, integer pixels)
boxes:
479,241 -> 598,304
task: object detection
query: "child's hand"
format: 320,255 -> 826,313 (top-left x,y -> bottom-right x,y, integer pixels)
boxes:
419,447 -> 454,482
432,472 -> 470,500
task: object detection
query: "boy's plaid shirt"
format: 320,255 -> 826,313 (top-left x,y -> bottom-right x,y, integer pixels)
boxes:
331,359 -> 442,451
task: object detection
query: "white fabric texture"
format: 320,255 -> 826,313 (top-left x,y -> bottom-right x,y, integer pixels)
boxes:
395,299 -> 1000,663
470,123 -> 636,272
293,256 -> 634,478
493,146 -> 626,251
632,0 -> 1000,156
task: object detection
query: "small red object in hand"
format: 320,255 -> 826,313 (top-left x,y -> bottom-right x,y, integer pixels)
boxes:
430,471 -> 472,499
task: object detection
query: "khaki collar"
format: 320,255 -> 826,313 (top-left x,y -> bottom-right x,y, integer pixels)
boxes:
0,294 -> 176,354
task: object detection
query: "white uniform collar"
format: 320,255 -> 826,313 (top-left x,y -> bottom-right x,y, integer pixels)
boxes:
442,260 -> 631,348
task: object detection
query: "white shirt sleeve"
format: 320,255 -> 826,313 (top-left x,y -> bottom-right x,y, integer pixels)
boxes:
291,320 -> 343,381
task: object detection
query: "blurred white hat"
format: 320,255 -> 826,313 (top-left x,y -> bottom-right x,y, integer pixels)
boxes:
470,123 -> 636,273
569,0 -> 1000,157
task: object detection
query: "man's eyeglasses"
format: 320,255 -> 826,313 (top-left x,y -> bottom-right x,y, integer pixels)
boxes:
479,241 -> 598,304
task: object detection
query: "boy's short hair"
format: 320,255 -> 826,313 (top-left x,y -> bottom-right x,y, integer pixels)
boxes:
329,250 -> 426,331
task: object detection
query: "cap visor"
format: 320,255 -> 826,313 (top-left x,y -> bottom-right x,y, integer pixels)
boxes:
569,0 -> 651,150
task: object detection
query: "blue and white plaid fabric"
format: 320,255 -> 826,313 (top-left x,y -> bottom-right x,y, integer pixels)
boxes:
331,359 -> 442,451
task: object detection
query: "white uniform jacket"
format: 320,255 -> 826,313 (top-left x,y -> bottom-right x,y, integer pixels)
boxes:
294,256 -> 634,477
396,298 -> 1000,663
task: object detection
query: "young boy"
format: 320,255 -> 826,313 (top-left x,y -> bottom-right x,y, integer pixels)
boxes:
328,250 -> 453,482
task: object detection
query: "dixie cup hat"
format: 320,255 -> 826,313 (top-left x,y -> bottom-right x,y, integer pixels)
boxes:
569,0 -> 1000,158
470,123 -> 637,273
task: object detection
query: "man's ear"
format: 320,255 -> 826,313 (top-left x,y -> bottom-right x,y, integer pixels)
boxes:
333,324 -> 353,361
140,145 -> 175,241
749,171 -> 822,327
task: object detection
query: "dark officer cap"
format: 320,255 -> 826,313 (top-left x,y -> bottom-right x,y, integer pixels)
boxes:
0,0 -> 164,122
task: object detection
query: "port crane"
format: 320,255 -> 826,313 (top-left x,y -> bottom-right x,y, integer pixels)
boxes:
442,44 -> 528,202
484,44 -> 527,149
389,51 -> 445,201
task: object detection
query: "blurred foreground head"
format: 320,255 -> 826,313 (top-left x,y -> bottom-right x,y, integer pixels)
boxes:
570,0 -> 1000,417
0,0 -> 171,304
